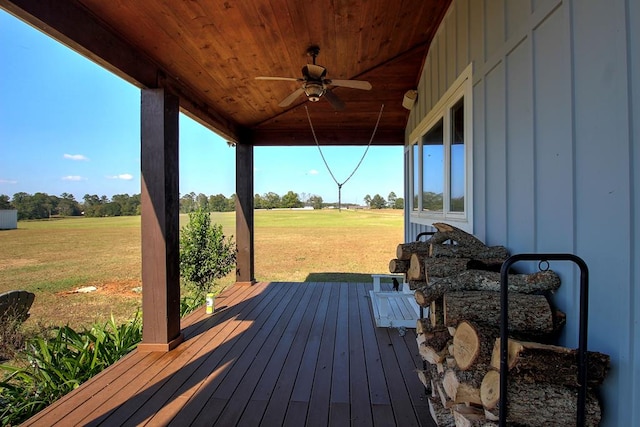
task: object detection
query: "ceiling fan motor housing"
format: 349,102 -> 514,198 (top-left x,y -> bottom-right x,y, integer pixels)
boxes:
304,82 -> 325,101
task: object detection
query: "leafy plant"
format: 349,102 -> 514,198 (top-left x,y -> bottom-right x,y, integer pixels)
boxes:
179,208 -> 236,297
180,292 -> 206,317
0,314 -> 142,425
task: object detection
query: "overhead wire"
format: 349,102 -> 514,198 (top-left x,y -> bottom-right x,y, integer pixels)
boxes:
304,104 -> 385,210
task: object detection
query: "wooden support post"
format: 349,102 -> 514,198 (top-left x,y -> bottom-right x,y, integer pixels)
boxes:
235,132 -> 255,285
139,88 -> 183,352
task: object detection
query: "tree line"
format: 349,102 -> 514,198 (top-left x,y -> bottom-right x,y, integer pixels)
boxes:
0,190 -> 404,220
0,192 -> 142,220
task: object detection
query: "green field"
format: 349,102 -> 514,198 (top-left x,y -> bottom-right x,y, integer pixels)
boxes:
0,209 -> 403,329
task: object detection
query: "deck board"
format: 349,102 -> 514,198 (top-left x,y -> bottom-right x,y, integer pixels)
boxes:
23,282 -> 435,427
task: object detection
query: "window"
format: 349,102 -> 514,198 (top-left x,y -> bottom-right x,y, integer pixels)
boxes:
409,65 -> 472,231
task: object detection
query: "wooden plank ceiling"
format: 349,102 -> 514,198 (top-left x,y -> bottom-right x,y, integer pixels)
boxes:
1,0 -> 451,146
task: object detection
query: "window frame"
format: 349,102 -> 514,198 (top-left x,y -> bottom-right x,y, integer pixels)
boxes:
409,64 -> 473,232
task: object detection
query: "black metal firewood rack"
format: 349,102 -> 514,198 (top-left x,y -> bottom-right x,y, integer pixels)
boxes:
499,253 -> 589,427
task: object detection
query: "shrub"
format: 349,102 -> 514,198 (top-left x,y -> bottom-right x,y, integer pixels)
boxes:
179,208 -> 236,297
0,314 -> 142,425
0,315 -> 26,362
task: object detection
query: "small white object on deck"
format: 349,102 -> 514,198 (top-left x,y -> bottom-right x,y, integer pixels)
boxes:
369,274 -> 421,328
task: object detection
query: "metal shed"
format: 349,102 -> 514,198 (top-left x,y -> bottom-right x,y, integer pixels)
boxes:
0,209 -> 17,230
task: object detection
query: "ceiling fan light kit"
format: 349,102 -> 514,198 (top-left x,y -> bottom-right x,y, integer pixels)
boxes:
255,46 -> 372,110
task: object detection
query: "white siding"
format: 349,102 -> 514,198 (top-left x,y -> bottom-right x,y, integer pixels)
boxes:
404,1 -> 639,425
0,210 -> 17,229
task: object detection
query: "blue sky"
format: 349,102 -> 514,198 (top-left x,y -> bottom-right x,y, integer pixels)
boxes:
0,11 -> 403,205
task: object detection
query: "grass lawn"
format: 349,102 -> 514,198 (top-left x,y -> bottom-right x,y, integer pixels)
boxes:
0,209 -> 403,329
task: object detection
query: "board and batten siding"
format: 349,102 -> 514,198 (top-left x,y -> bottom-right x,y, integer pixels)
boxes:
404,0 -> 639,425
0,210 -> 18,229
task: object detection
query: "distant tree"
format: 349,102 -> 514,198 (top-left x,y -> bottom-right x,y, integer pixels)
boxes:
227,194 -> 236,212
364,194 -> 372,207
196,193 -> 209,211
393,197 -> 404,209
58,193 -> 81,216
0,194 -> 12,210
103,202 -> 122,217
281,191 -> 303,208
83,194 -> 104,217
179,208 -> 236,296
111,193 -> 139,216
387,191 -> 397,208
263,192 -> 281,209
253,193 -> 264,209
422,192 -> 443,211
12,192 -> 53,219
208,194 -> 228,212
179,192 -> 197,213
308,195 -> 323,210
370,194 -> 387,209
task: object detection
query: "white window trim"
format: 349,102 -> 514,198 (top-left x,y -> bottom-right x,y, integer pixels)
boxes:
409,64 -> 473,233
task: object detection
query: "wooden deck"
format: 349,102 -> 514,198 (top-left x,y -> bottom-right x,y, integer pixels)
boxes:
24,282 -> 435,426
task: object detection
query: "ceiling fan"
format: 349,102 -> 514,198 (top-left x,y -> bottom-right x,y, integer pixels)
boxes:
255,46 -> 372,111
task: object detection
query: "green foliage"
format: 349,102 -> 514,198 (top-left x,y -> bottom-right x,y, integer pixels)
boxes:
0,315 -> 142,425
83,193 -> 140,217
180,208 -> 236,296
422,191 -> 443,211
0,195 -> 13,210
180,292 -> 206,317
369,194 -> 387,209
308,195 -> 323,210
281,191 -> 303,208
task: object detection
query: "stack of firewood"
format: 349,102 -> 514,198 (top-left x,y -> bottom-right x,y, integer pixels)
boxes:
388,223 -> 610,426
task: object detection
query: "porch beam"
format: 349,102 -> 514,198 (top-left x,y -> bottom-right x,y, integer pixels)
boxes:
235,132 -> 256,285
249,128 -> 405,146
139,88 -> 183,352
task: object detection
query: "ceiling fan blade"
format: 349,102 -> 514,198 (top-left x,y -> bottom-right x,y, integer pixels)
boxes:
328,79 -> 372,90
324,90 -> 345,111
278,87 -> 305,107
303,64 -> 327,80
255,76 -> 301,82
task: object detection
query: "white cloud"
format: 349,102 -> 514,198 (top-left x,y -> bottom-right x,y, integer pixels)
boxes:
0,179 -> 18,184
62,175 -> 87,181
107,174 -> 134,181
308,169 -> 319,175
64,154 -> 89,161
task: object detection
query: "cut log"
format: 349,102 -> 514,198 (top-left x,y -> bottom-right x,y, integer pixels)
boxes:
443,291 -> 559,337
424,257 -> 470,281
490,338 -> 610,387
420,339 -> 453,365
408,279 -> 426,290
414,269 -> 561,306
396,241 -> 431,260
430,297 -> 445,327
430,243 -> 509,260
430,223 -> 487,247
452,321 -> 494,371
452,405 -> 497,427
388,258 -> 410,273
442,369 -> 483,406
417,324 -> 451,349
408,252 -> 430,280
416,318 -> 431,335
480,370 -> 602,426
416,323 -> 451,365
428,396 -> 456,427
417,369 -> 431,390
